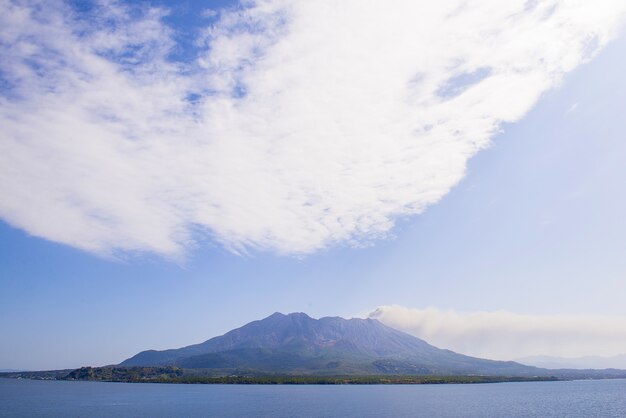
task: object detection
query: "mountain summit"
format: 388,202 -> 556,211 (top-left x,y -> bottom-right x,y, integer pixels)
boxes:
121,312 -> 541,376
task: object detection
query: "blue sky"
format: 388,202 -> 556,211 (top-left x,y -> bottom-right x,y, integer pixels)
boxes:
2,0 -> 626,369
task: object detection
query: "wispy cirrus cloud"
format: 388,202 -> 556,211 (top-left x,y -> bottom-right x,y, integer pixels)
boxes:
1,0 -> 625,259
369,305 -> 626,360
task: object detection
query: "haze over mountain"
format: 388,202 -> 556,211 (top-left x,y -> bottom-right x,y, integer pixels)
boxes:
121,312 -> 543,376
517,355 -> 626,370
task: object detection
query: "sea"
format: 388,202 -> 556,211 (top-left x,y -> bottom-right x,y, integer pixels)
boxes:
1,378 -> 626,417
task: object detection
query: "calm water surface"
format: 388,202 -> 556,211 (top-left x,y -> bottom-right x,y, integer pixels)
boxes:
1,378 -> 626,417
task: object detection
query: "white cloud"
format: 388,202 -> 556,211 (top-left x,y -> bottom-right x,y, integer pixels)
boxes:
369,305 -> 626,360
1,0 -> 625,258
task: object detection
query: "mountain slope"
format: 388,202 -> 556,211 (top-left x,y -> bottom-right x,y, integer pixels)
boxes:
121,312 -> 543,376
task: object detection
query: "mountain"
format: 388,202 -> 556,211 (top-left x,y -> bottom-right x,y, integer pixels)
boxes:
121,312 -> 544,376
517,354 -> 626,370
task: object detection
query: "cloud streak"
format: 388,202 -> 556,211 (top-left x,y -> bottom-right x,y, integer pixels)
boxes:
1,0 -> 625,258
369,305 -> 626,360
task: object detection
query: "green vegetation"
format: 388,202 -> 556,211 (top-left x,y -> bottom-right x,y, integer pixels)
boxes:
147,375 -> 558,385
65,366 -> 184,381
61,366 -> 557,384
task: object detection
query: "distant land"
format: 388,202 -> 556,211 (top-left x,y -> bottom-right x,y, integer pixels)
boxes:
3,312 -> 626,384
119,312 -> 546,377
517,354 -> 626,370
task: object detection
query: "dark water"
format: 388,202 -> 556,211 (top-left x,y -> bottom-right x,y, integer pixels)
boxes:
1,378 -> 626,417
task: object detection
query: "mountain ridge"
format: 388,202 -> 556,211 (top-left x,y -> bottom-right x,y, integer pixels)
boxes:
120,312 -> 545,377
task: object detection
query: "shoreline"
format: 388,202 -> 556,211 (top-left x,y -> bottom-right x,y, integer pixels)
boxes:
0,373 -> 559,385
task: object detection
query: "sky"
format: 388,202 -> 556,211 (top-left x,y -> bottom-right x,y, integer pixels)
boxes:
1,0 -> 626,370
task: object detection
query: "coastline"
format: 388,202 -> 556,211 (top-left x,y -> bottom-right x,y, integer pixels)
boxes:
0,372 -> 558,385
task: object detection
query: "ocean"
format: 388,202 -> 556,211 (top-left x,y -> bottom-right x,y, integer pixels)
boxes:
1,378 -> 625,417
